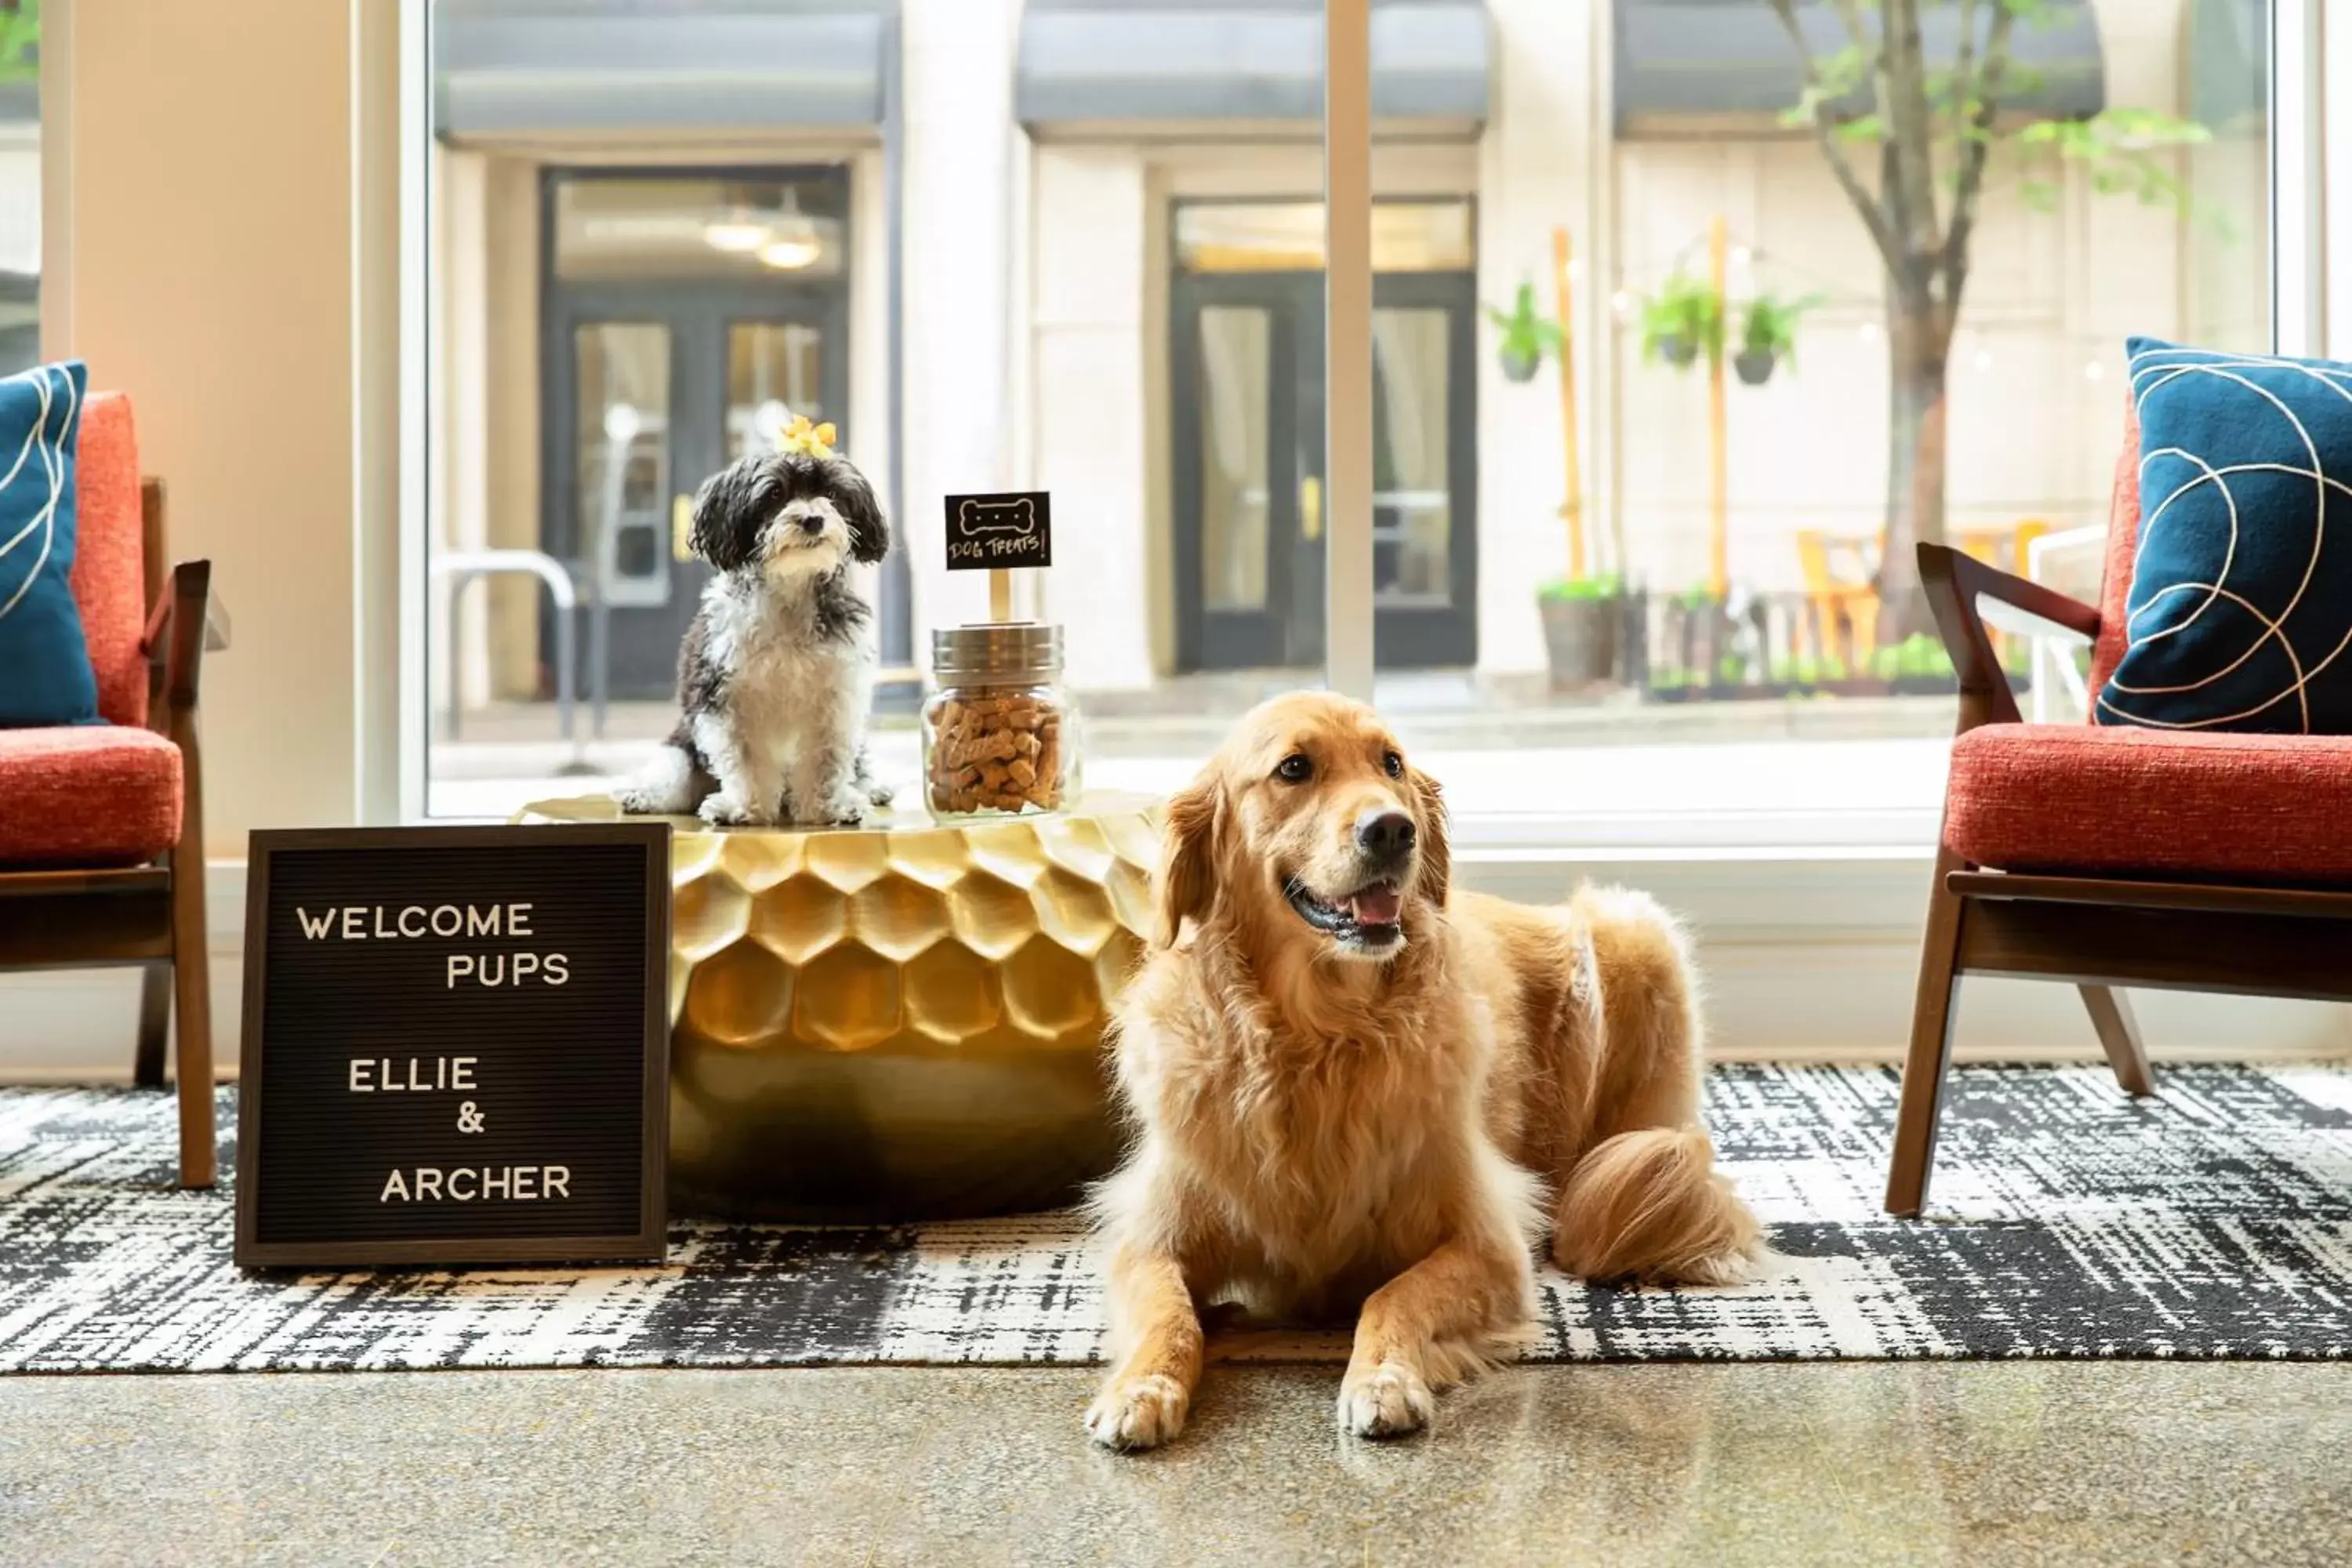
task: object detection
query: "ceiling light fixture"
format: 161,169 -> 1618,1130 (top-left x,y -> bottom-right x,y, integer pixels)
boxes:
702,212 -> 772,253
757,187 -> 825,272
759,235 -> 823,270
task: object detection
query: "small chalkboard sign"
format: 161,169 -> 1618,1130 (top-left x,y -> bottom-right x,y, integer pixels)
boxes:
234,824 -> 671,1269
944,491 -> 1052,570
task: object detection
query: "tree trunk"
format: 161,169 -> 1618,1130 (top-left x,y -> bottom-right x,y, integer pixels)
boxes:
1877,293 -> 1952,642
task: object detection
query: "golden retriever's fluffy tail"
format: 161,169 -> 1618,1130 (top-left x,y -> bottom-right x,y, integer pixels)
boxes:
1552,1127 -> 1761,1287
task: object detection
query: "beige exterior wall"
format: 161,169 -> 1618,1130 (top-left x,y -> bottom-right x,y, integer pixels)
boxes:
1477,0 -> 1605,676
0,127 -> 37,276
900,0 -> 1023,648
1605,0 -> 2245,608
1029,146 -> 1152,689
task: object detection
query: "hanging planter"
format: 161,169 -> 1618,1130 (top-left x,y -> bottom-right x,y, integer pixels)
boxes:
1639,272 -> 1723,372
1733,290 -> 1824,388
1484,281 -> 1563,385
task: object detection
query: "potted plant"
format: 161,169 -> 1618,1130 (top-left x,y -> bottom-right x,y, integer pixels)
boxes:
1538,574 -> 1624,690
1872,631 -> 1958,693
1485,281 -> 1564,383
1640,272 -> 1723,368
1735,290 -> 1824,386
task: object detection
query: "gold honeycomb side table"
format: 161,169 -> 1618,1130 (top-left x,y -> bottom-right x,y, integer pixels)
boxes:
519,793 -> 1161,1221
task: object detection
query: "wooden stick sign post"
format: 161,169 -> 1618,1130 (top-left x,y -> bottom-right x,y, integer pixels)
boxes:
943,492 -> 1053,619
234,824 -> 671,1269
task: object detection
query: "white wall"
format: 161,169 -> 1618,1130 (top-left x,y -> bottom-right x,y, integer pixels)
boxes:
900,0 -> 1023,658
0,130 -> 38,277
1475,0 -> 1604,675
1030,147 -> 1156,688
52,0 -> 372,853
4,1 -> 384,1074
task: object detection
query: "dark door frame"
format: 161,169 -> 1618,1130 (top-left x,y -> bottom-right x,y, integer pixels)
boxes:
1370,268 -> 1479,670
1170,270 -> 1316,671
539,166 -> 853,699
1169,266 -> 1479,673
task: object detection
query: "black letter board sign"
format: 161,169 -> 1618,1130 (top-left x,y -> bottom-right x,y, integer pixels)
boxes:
234,824 -> 671,1269
944,490 -> 1051,569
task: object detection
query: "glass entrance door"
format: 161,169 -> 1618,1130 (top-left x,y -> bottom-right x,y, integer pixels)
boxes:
547,289 -> 846,698
542,170 -> 851,700
1173,270 -> 1476,672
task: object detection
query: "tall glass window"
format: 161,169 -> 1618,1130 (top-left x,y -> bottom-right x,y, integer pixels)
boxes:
0,0 -> 40,376
419,1 -> 2277,837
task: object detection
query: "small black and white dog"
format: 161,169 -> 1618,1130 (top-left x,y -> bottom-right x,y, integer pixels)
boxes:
616,429 -> 894,827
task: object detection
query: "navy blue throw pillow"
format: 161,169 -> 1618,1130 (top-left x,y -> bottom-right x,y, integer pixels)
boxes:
2100,337 -> 2352,734
0,360 -> 96,728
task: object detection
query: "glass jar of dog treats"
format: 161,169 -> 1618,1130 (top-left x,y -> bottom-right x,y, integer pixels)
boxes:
923,622 -> 1082,819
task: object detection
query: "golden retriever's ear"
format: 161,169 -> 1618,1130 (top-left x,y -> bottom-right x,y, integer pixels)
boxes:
1410,767 -> 1451,909
1156,779 -> 1221,947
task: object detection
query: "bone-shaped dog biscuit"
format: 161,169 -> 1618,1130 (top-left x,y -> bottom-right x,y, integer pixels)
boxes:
956,496 -> 1038,538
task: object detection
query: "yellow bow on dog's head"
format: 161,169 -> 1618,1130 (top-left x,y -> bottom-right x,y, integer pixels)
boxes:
777,415 -> 837,461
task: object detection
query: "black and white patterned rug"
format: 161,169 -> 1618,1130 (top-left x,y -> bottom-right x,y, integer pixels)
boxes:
5,1064 -> 2352,1373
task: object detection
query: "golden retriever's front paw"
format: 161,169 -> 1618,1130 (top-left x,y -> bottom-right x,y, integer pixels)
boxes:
1338,1361 -> 1434,1439
1086,1373 -> 1189,1452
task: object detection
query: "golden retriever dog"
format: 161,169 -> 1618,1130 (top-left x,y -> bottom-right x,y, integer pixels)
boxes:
1086,692 -> 1761,1450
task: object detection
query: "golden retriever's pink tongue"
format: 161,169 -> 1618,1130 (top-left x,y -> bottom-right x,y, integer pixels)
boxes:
1351,885 -> 1402,925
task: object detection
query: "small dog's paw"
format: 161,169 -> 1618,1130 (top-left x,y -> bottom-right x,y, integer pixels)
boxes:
1338,1362 -> 1434,1440
866,780 -> 896,808
698,795 -> 758,828
1085,1373 -> 1189,1452
612,789 -> 655,816
817,789 -> 868,828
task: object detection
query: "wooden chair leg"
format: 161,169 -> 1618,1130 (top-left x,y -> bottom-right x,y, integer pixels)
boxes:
168,817 -> 216,1189
2079,985 -> 2154,1098
1886,848 -> 1968,1218
135,963 -> 171,1088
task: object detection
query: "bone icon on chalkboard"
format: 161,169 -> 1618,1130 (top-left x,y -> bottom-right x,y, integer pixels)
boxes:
942,491 -> 1052,571
957,495 -> 1037,537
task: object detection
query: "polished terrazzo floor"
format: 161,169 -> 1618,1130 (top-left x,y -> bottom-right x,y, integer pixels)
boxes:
4,1363 -> 2349,1566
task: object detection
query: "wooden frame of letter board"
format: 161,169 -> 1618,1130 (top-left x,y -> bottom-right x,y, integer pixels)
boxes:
234,823 -> 672,1269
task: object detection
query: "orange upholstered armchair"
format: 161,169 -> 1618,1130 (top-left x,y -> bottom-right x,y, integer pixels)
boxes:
0,393 -> 227,1188
1889,405 -> 2352,1218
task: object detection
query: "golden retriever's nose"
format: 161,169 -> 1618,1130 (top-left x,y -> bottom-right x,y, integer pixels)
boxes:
1356,810 -> 1417,858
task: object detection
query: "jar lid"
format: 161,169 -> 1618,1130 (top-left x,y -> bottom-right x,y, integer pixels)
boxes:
931,621 -> 1064,683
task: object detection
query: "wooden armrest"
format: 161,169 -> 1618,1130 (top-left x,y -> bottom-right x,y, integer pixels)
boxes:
142,559 -> 216,714
1918,542 -> 2102,730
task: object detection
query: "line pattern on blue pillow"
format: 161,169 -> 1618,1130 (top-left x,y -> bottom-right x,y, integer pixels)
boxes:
2100,340 -> 2352,733
0,362 -> 81,624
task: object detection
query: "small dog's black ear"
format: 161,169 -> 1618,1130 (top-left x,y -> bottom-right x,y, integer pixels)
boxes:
829,458 -> 891,564
688,457 -> 775,573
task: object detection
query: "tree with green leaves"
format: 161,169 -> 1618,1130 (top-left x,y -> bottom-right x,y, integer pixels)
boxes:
0,1 -> 37,87
1769,0 -> 2209,637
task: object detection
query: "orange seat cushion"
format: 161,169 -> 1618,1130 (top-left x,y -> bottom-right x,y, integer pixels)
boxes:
0,726 -> 183,868
1946,723 -> 2352,883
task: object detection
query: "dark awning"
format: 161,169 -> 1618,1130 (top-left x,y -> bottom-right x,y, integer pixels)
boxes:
1016,1 -> 1490,130
1613,0 -> 2104,137
435,0 -> 897,140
